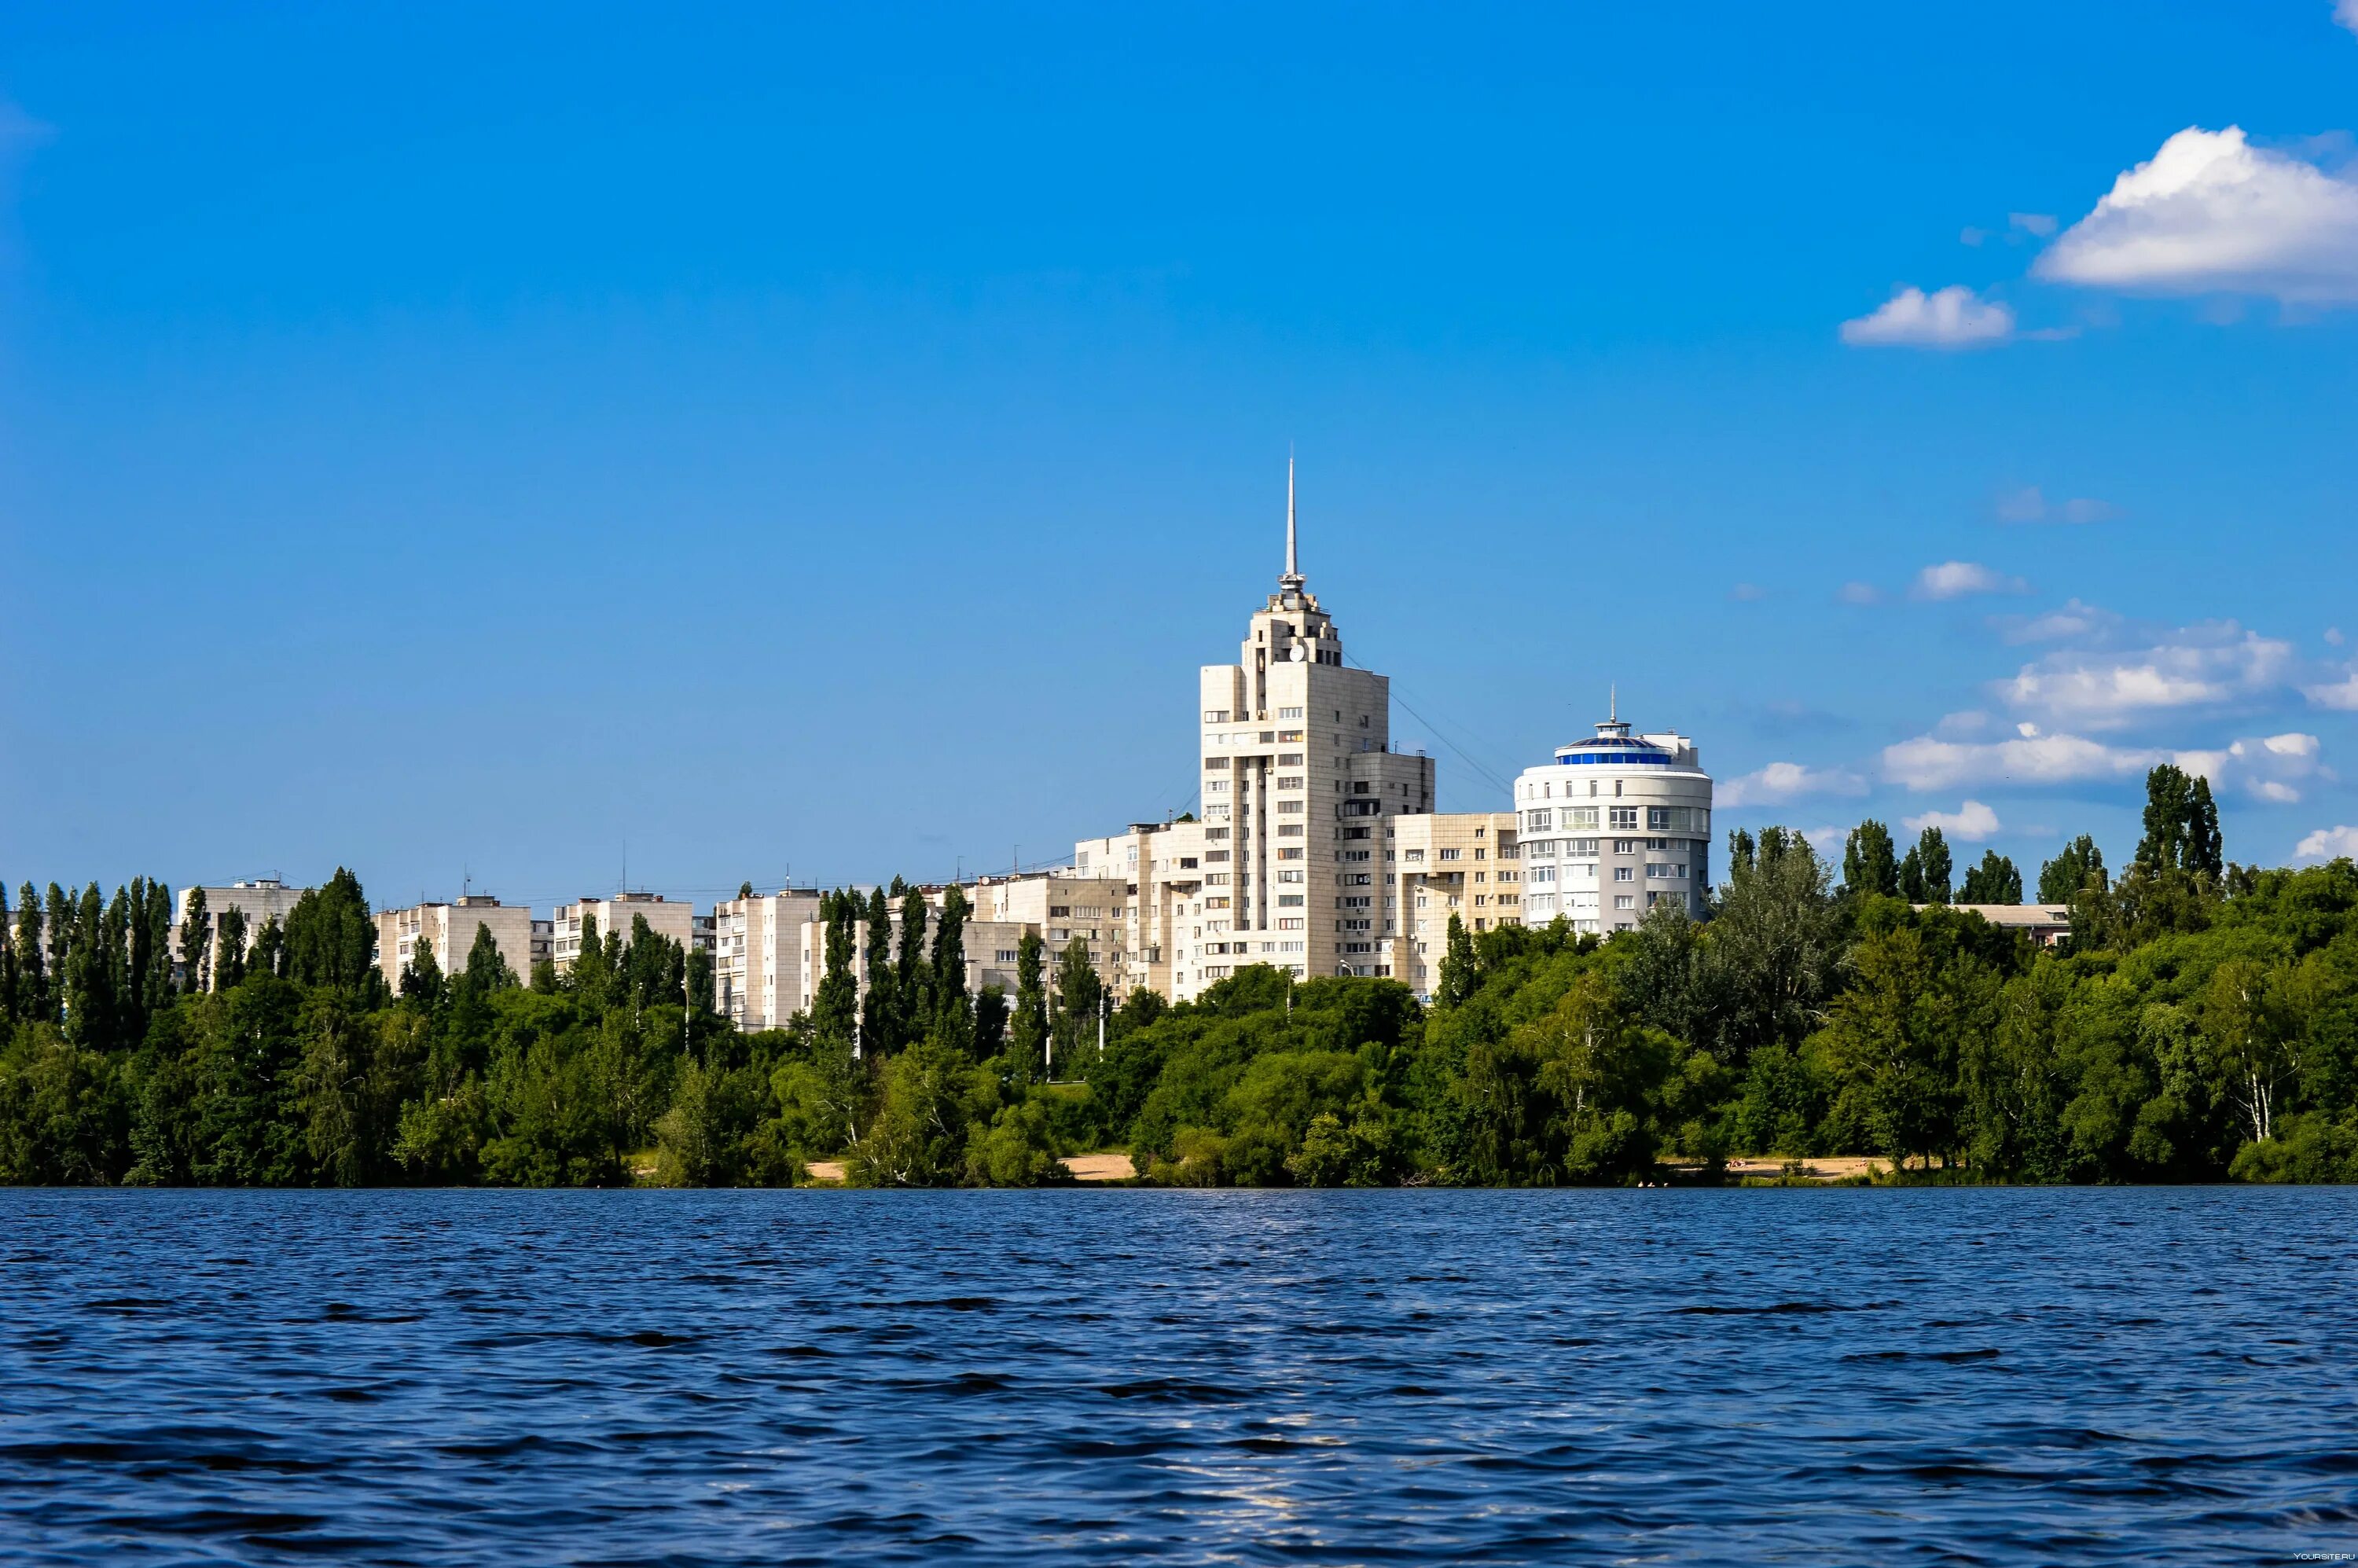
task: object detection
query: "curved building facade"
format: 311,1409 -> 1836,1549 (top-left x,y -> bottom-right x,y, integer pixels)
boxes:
1512,712 -> 1711,934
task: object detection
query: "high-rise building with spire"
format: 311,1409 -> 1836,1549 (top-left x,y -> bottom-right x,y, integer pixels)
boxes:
1075,461 -> 1435,997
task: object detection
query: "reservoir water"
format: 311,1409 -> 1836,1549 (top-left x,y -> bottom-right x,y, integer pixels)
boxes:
2,1187 -> 2353,1564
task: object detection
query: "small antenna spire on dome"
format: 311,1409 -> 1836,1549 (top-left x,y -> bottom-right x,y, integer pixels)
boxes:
1610,683 -> 1617,722
1280,446 -> 1305,593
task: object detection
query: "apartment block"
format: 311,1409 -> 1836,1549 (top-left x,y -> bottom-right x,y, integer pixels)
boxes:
549,891 -> 698,972
376,895 -> 535,991
1385,811 -> 1522,995
172,877 -> 311,991
710,888 -> 824,1030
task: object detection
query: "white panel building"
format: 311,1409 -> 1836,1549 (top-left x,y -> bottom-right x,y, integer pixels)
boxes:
1514,708 -> 1712,934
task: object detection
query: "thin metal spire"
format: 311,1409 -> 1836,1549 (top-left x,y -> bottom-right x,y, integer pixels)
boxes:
1280,447 -> 1304,592
1610,683 -> 1617,722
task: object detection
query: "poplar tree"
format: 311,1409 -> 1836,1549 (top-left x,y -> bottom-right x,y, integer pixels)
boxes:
1958,850 -> 2022,904
1008,929 -> 1049,1081
1842,821 -> 1900,898
861,887 -> 898,1054
2136,764 -> 2196,872
63,883 -> 110,1048
215,908 -> 249,989
810,894 -> 860,1051
1049,935 -> 1102,1074
178,887 -> 212,994
0,883 -> 14,1025
928,887 -> 971,1055
894,887 -> 930,1031
2189,777 -> 2224,879
2038,836 -> 2107,903
1912,827 -> 1952,904
13,883 -> 44,1022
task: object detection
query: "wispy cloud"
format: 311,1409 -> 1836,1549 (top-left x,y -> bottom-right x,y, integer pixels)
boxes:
2338,0 -> 2358,39
1904,800 -> 2002,841
1882,729 -> 2158,790
2035,126 -> 2358,304
2009,211 -> 2058,237
1841,285 -> 2015,348
1728,582 -> 1767,603
1914,561 -> 2029,601
1836,582 -> 1884,606
1995,486 -> 2121,524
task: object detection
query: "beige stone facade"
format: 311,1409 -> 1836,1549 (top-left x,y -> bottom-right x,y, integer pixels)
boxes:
711,889 -> 825,1030
376,895 -> 534,991
1383,812 -> 1522,995
550,891 -> 697,971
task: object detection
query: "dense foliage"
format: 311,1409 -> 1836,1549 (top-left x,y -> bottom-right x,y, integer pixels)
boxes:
8,769 -> 2358,1186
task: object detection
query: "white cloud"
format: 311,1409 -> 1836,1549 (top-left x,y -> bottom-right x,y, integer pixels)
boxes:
1995,598 -> 2121,644
2009,211 -> 2059,237
1883,729 -> 2158,790
2035,126 -> 2358,303
2339,0 -> 2358,38
2000,623 -> 2294,725
1836,581 -> 1883,606
1995,487 -> 2121,526
2297,825 -> 2358,861
1728,582 -> 1767,602
1841,285 -> 2016,348
2263,731 -> 2321,759
1802,826 -> 1845,855
2302,667 -> 2358,710
1718,761 -> 1868,807
1904,800 -> 2003,841
2256,780 -> 2302,804
1914,560 -> 2029,600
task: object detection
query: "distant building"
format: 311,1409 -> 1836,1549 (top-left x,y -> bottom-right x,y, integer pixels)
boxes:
1943,903 -> 2072,947
1514,707 -> 1713,934
711,889 -> 824,1030
549,892 -> 697,972
376,896 -> 535,991
172,877 -> 311,990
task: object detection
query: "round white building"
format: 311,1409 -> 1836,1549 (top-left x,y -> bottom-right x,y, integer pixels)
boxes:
1513,710 -> 1712,933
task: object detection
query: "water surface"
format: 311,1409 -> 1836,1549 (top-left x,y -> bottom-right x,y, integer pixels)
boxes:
3,1188 -> 2353,1564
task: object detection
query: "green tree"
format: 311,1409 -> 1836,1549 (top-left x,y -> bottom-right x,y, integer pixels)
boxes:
215,909 -> 249,989
1842,821 -> 1900,898
1911,827 -> 1952,905
1049,935 -> 1104,1077
2038,835 -> 2107,903
285,868 -> 378,991
1436,914 -> 1479,1008
1958,850 -> 2023,904
2136,764 -> 2198,873
1008,929 -> 1049,1081
13,883 -> 46,1023
810,894 -> 860,1052
860,887 -> 898,1054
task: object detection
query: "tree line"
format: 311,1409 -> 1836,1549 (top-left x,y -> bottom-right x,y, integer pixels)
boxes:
6,763 -> 2356,1184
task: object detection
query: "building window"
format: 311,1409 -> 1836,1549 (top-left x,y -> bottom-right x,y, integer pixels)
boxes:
1614,894 -> 1636,909
1609,806 -> 1639,829
1279,706 -> 1304,719
1204,710 -> 1229,722
1614,867 -> 1634,882
1439,848 -> 1461,861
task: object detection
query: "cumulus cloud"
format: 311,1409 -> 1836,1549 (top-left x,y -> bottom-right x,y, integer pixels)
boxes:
1904,800 -> 2003,841
1883,729 -> 2158,791
1841,285 -> 2016,347
2297,825 -> 2358,861
1885,724 -> 2322,799
1718,762 -> 1869,807
1802,826 -> 1846,855
2035,126 -> 2358,303
1914,561 -> 2029,601
2000,623 -> 2294,725
2302,666 -> 2358,709
2340,0 -> 2358,38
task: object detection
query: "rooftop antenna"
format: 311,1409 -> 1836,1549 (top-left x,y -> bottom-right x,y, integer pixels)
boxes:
1610,683 -> 1617,722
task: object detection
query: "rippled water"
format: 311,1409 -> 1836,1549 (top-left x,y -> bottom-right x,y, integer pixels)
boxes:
3,1188 -> 2356,1564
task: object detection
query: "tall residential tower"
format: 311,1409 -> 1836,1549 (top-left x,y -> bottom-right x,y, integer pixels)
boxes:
1185,461 -> 1434,990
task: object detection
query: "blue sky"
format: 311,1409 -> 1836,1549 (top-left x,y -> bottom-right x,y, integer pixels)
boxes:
5,2 -> 2358,906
